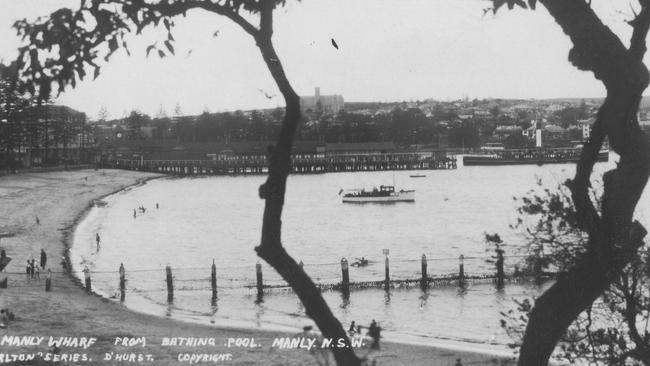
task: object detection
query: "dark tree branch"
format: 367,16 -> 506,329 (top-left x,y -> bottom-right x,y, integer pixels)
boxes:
195,1 -> 258,37
519,223 -> 647,364
622,275 -> 646,351
259,0 -> 274,37
13,0 -> 259,99
114,0 -> 259,37
253,24 -> 362,366
517,0 -> 650,364
629,0 -> 650,61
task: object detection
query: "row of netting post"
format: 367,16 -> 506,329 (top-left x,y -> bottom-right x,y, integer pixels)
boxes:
5,249 -> 546,302
337,251 -> 507,296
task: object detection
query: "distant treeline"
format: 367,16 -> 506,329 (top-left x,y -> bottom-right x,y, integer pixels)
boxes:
99,98 -> 612,149
109,107 -> 484,148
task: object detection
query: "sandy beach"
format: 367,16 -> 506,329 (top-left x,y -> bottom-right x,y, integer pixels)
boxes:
0,169 -> 515,365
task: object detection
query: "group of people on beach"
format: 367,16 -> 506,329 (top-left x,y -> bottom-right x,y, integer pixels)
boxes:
25,249 -> 48,279
348,319 -> 382,350
0,307 -> 15,329
133,203 -> 159,218
0,249 -> 16,329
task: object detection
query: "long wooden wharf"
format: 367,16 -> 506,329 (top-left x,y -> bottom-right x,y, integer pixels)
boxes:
104,152 -> 457,175
463,147 -> 609,166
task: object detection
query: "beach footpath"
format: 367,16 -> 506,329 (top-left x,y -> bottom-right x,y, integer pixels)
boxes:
0,169 -> 514,365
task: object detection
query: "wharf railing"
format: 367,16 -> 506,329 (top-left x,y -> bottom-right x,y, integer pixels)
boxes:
103,152 -> 457,175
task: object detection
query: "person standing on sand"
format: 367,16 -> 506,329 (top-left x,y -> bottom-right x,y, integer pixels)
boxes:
367,320 -> 381,350
35,216 -> 40,225
40,249 -> 47,269
348,321 -> 356,336
133,209 -> 136,219
96,233 -> 101,252
29,259 -> 35,279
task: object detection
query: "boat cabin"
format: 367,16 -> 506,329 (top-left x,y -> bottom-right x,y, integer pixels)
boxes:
378,185 -> 395,194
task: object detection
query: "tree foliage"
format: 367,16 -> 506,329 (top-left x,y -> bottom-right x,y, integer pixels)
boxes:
12,0 -> 287,100
125,110 -> 150,140
503,183 -> 650,365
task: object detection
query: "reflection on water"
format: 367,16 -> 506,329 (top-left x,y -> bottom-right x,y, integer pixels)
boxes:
70,159 -> 650,349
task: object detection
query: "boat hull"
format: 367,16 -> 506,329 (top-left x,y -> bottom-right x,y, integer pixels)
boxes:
342,191 -> 415,203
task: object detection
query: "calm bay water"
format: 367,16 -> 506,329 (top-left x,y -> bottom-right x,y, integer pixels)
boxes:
71,155 -> 650,351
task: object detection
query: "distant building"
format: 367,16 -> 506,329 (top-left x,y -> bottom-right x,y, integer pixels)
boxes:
523,120 -> 539,139
20,105 -> 91,166
545,104 -> 567,113
300,87 -> 344,114
472,109 -> 492,119
494,125 -> 523,140
578,118 -> 595,140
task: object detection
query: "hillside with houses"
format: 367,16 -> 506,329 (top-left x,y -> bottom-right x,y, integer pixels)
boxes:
4,92 -> 650,171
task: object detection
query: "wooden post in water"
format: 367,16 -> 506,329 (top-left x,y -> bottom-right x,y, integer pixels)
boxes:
459,255 -> 465,286
256,263 -> 263,299
45,269 -> 52,292
496,249 -> 505,289
211,260 -> 217,302
83,266 -> 91,292
340,258 -> 349,296
119,263 -> 125,301
384,253 -> 390,291
420,254 -> 428,289
166,265 -> 174,302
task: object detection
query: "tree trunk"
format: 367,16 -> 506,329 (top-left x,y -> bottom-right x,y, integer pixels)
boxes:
517,1 -> 650,364
252,16 -> 362,366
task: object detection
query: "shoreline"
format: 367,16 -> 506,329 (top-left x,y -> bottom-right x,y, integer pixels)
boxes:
0,169 -> 516,365
63,174 -> 165,279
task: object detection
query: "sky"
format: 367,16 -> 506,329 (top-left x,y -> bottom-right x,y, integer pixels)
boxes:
0,0 -> 643,120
